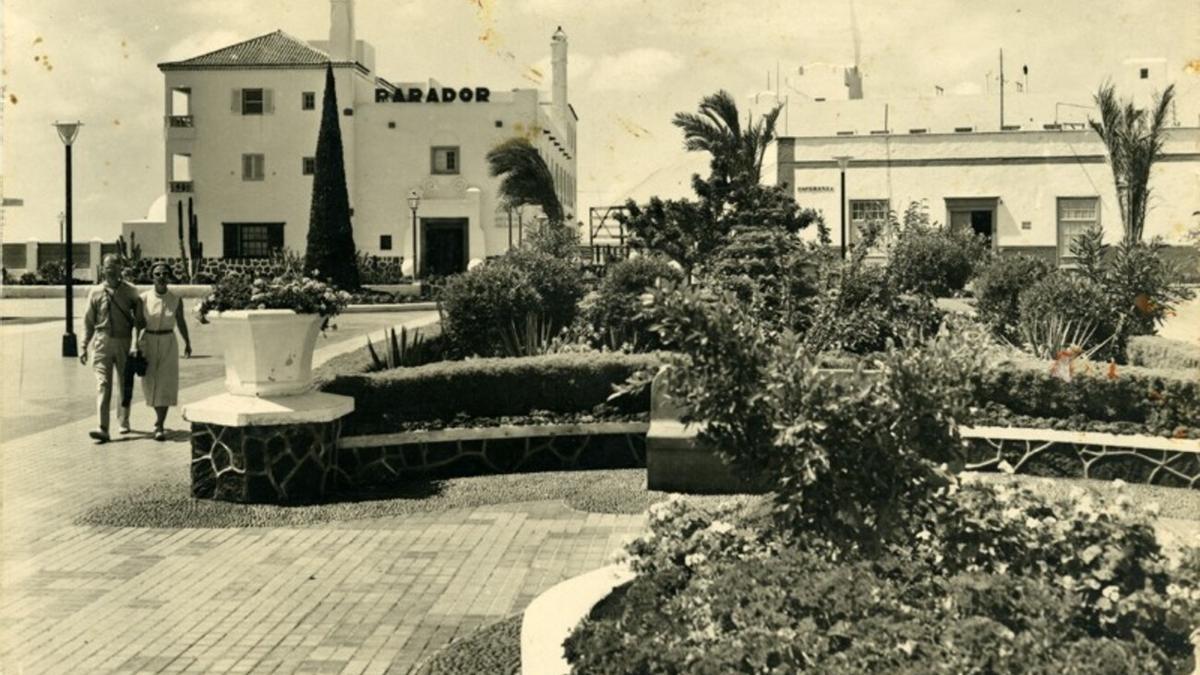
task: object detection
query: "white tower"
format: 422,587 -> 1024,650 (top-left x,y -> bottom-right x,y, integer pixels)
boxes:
330,0 -> 355,62
552,27 -> 568,124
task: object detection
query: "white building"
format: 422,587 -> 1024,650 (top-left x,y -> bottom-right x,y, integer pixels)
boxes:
127,0 -> 577,277
776,59 -> 1200,266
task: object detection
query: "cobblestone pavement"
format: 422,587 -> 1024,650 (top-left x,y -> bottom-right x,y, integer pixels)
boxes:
1,309 -> 651,674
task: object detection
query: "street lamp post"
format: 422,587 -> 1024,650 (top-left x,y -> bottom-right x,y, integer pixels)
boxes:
407,190 -> 421,281
507,205 -> 514,252
54,121 -> 82,357
833,155 -> 854,260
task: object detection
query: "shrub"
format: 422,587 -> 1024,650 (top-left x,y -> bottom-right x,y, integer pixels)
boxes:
645,282 -> 981,545
584,255 -> 683,350
1072,230 -> 1195,339
803,264 -> 943,354
705,226 -> 821,329
1128,335 -> 1200,371
321,351 -> 659,435
438,263 -> 539,357
37,259 -> 79,284
439,249 -> 583,358
974,254 -> 1055,339
887,223 -> 991,296
1016,270 -> 1122,360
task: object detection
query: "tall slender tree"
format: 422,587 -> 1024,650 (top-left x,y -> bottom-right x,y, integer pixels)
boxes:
306,63 -> 360,289
1089,83 -> 1176,244
487,137 -> 564,225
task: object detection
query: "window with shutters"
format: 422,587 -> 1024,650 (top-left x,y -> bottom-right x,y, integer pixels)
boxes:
242,154 -> 265,181
234,88 -> 273,115
223,223 -> 284,258
1057,197 -> 1100,262
431,146 -> 459,175
242,88 -> 265,115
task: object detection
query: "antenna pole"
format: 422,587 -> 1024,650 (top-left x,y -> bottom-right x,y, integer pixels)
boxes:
999,49 -> 1005,129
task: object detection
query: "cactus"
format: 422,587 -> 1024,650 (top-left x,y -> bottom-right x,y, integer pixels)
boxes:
187,200 -> 202,282
176,199 -> 189,276
366,325 -> 428,370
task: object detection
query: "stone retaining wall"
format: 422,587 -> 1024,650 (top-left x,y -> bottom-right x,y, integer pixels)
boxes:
338,425 -> 647,485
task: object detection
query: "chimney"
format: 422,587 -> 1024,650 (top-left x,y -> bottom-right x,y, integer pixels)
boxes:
330,0 -> 355,62
551,26 -> 568,123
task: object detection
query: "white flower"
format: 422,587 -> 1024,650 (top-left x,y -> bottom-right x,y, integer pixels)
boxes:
706,521 -> 734,535
1101,586 -> 1121,602
684,553 -> 707,568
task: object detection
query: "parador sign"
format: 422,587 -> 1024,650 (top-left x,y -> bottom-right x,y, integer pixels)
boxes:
375,87 -> 491,103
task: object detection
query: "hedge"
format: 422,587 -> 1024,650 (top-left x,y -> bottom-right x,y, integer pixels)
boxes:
322,352 -> 660,435
1127,335 -> 1200,371
974,359 -> 1199,436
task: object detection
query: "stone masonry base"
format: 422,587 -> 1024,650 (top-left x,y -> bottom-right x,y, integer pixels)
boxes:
190,419 -> 344,503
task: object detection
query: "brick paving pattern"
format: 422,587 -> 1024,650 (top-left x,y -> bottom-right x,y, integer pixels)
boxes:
1,311 -> 648,674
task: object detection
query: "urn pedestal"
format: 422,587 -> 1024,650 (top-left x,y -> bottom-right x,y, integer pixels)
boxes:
183,310 -> 354,504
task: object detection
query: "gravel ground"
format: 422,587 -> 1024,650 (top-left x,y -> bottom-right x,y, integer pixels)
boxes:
77,468 -> 742,528
411,614 -> 522,675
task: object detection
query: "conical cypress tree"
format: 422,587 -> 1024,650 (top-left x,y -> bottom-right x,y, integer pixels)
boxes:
306,63 -> 360,289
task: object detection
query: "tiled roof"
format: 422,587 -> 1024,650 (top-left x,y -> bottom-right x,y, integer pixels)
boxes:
159,30 -> 340,69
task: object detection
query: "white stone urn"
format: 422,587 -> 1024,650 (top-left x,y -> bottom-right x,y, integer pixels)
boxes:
209,310 -> 324,397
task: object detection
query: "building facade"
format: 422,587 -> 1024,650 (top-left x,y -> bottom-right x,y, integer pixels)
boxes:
775,60 -> 1199,264
128,0 -> 577,277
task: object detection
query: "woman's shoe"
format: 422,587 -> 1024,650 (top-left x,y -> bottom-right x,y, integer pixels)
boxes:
154,428 -> 166,442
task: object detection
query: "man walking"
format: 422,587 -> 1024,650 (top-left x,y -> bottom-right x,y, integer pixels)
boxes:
80,254 -> 145,443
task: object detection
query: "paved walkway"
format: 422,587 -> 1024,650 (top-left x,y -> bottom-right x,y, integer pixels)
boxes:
1,308 -> 647,674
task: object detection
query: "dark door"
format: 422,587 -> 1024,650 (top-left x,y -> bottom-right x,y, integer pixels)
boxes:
422,218 -> 468,276
969,210 -> 993,243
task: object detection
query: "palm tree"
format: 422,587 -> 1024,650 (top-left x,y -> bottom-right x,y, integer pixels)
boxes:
486,137 -> 564,224
1089,83 -> 1175,244
672,90 -> 782,188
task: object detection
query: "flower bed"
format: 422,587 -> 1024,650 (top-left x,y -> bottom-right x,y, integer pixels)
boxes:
564,490 -> 1200,673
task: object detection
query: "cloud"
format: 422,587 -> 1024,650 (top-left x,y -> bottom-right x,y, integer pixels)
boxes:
585,48 -> 685,93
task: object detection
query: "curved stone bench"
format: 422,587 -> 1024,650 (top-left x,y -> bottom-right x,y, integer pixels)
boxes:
520,563 -> 634,675
963,425 -> 1200,489
647,367 -> 1200,491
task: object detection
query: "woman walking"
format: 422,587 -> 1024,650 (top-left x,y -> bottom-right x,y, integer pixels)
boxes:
137,262 -> 192,441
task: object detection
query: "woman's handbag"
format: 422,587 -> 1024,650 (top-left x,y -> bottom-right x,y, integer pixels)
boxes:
128,351 -> 149,376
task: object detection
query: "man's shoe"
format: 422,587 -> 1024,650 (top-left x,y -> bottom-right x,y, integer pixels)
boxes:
118,421 -> 132,434
154,428 -> 166,442
88,428 -> 110,444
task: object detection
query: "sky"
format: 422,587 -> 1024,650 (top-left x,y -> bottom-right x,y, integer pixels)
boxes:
2,0 -> 1197,243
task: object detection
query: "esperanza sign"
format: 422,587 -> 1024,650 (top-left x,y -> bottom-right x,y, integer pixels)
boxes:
375,87 -> 491,103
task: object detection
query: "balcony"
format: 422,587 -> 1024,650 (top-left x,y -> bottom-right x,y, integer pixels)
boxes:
169,181 -> 193,193
165,115 -> 195,140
